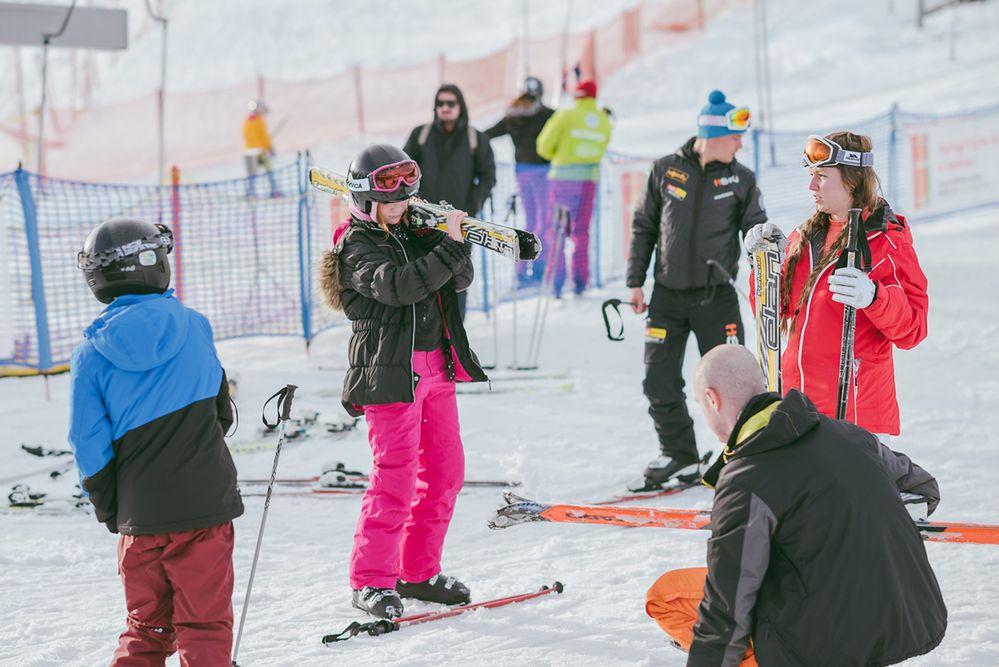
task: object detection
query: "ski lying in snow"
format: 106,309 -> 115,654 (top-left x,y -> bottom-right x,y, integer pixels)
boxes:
5,484 -> 90,513
308,166 -> 542,262
455,381 -> 574,396
21,443 -> 72,457
487,492 -> 999,545
594,476 -> 704,506
485,369 -> 572,382
321,582 -> 564,644
237,462 -> 520,489
0,459 -> 75,485
611,451 -> 713,503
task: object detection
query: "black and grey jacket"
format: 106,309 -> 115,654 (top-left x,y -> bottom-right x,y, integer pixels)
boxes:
484,98 -> 555,165
404,84 -> 497,214
320,215 -> 487,414
627,137 -> 767,291
690,390 -> 947,667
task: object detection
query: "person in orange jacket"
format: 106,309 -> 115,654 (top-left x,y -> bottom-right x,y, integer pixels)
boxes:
745,131 -> 929,444
242,99 -> 280,197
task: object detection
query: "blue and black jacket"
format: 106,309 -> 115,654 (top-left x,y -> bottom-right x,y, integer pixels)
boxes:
68,290 -> 243,535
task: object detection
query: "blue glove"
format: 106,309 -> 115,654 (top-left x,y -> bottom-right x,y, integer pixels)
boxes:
828,267 -> 877,309
744,222 -> 789,255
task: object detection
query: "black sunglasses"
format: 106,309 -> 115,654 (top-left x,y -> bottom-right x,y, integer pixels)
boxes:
436,99 -> 458,109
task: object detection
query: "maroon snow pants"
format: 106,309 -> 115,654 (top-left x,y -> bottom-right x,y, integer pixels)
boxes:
111,522 -> 235,667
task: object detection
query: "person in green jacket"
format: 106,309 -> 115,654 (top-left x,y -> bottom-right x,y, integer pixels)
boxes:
536,80 -> 612,297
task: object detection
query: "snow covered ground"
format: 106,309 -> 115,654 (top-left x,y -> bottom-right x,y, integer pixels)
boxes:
2,206 -> 998,666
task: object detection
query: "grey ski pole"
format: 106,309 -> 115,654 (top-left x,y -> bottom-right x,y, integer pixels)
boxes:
232,384 -> 298,666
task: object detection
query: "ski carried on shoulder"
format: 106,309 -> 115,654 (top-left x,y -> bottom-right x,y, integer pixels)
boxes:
487,492 -> 999,545
321,582 -> 564,644
308,166 -> 542,262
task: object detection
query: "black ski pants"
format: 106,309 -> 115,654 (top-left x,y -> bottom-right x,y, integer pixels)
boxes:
643,283 -> 744,463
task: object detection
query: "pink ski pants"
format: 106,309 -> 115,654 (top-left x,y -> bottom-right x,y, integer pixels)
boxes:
349,348 -> 465,589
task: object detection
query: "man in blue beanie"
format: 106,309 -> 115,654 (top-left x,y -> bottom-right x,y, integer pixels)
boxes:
625,90 -> 767,491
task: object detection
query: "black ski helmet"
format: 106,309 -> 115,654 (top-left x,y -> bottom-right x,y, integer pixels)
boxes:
77,217 -> 174,304
346,144 -> 421,214
522,76 -> 544,100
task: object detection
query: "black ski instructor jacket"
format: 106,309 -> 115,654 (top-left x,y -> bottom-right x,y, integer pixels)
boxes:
627,137 -> 766,290
321,214 -> 487,415
691,390 -> 946,667
404,84 -> 497,214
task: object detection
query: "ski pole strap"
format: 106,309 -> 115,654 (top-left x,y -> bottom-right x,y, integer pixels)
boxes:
261,384 -> 298,430
321,619 -> 399,644
602,298 -> 625,341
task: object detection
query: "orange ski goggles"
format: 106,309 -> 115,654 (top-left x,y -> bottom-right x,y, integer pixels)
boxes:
802,135 -> 875,168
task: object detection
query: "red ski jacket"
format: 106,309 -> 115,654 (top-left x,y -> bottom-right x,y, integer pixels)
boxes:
776,207 -> 928,435
781,206 -> 929,435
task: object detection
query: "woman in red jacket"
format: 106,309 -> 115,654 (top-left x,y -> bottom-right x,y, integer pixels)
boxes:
746,131 -> 928,441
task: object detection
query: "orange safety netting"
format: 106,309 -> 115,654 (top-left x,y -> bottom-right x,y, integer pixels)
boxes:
24,0 -> 746,182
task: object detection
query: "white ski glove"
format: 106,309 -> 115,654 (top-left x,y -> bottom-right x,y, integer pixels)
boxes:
828,266 -> 877,309
744,221 -> 789,255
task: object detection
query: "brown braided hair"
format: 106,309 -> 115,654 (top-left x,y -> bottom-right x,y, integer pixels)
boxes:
781,132 -> 885,335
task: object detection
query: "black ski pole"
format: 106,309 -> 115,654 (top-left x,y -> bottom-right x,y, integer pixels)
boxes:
232,384 -> 298,667
835,209 -> 862,420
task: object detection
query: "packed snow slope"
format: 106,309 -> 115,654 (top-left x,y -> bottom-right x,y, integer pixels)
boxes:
1,208 -> 997,666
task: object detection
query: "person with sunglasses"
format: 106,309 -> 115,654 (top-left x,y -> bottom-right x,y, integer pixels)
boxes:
319,144 -> 488,620
485,76 -> 556,288
625,90 -> 767,492
404,84 -> 497,319
745,132 -> 932,466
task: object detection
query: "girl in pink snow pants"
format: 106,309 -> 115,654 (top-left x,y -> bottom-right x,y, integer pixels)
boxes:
319,144 -> 489,620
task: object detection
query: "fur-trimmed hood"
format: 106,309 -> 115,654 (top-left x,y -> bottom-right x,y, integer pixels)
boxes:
319,219 -> 353,312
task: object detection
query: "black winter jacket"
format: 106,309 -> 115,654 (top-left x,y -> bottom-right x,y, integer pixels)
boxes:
326,215 -> 487,413
627,137 -> 767,290
485,98 -> 555,164
691,390 -> 947,667
404,84 -> 497,214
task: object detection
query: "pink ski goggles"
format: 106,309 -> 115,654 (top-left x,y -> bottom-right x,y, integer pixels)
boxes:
347,160 -> 422,193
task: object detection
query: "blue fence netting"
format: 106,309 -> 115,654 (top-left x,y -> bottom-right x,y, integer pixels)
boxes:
2,103 -> 997,375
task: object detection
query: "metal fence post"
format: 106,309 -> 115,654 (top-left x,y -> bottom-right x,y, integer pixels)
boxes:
888,103 -> 899,207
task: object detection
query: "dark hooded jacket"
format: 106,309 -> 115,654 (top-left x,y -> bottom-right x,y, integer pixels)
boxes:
484,95 -> 554,164
403,84 -> 497,214
689,390 -> 947,667
320,213 -> 487,415
627,137 -> 767,290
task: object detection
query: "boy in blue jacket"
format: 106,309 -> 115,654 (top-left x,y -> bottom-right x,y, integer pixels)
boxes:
70,217 -> 243,665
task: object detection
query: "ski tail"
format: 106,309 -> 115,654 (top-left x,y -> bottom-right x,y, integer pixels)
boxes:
308,166 -> 541,262
753,240 -> 782,393
321,582 -> 564,644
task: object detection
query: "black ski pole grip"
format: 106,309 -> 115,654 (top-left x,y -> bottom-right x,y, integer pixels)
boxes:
602,298 -> 625,341
261,384 -> 298,430
845,208 -> 862,260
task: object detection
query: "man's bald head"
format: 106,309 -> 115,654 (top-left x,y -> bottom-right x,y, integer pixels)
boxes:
694,345 -> 768,441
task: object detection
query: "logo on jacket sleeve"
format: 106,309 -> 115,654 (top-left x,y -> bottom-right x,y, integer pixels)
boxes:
666,183 -> 687,200
666,167 -> 689,184
713,174 -> 740,187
